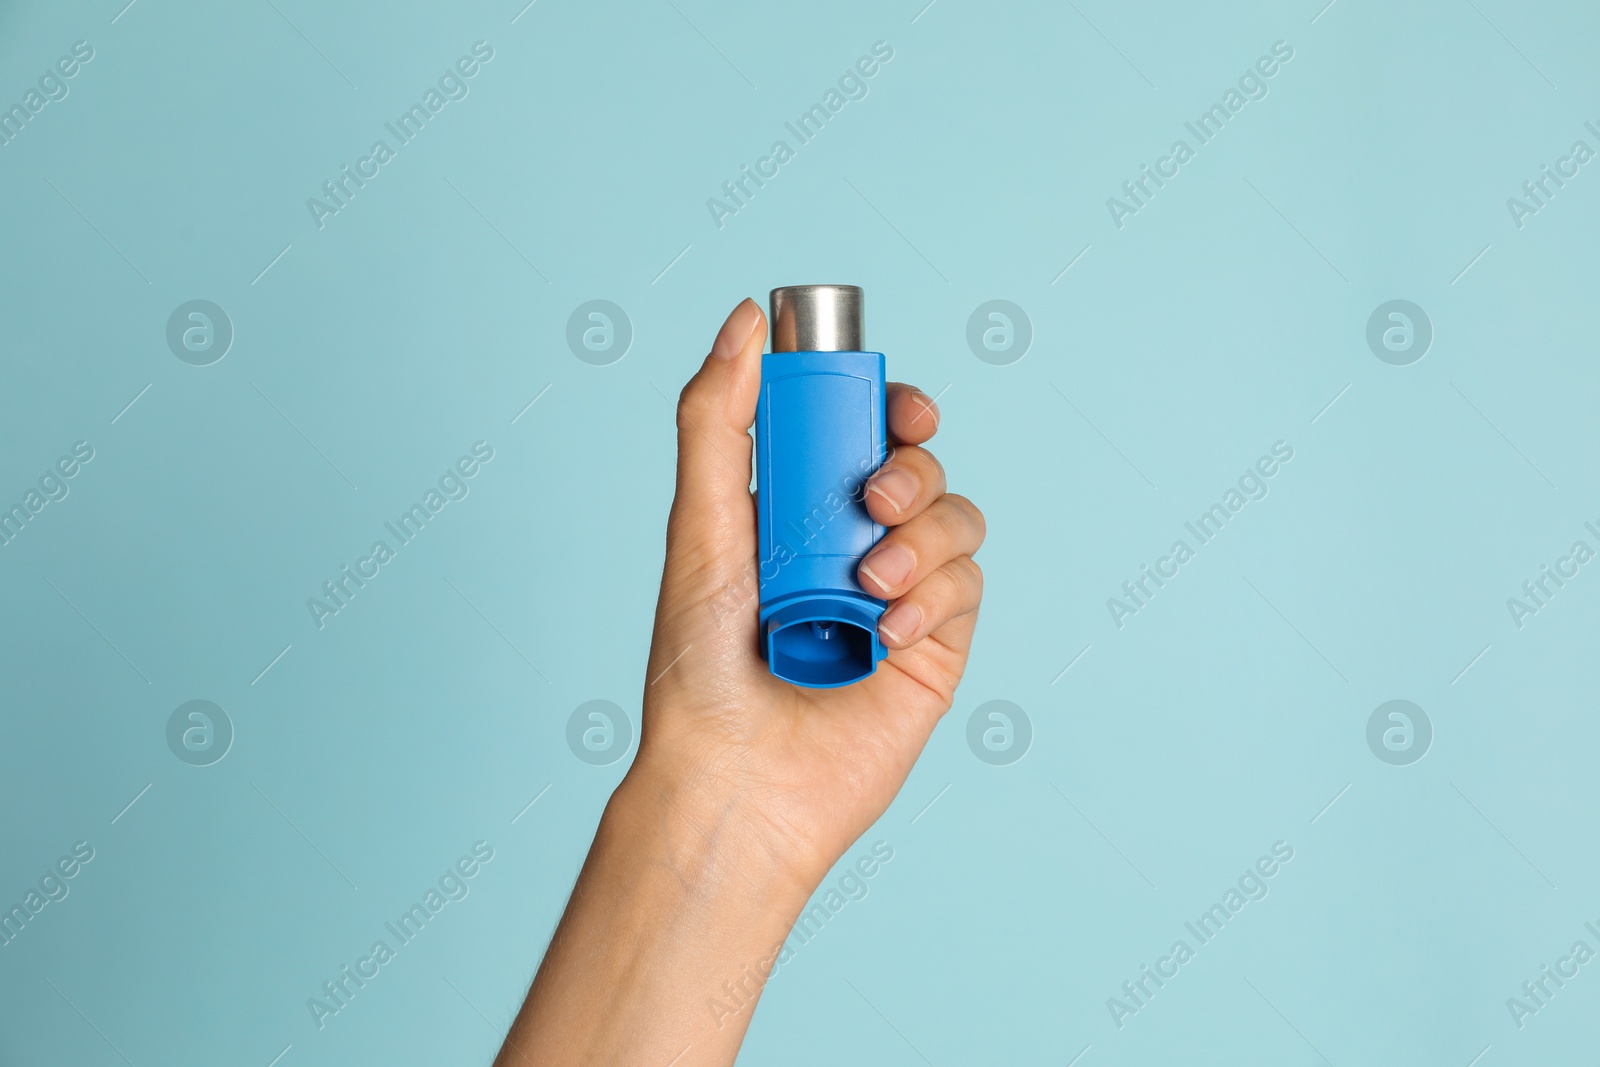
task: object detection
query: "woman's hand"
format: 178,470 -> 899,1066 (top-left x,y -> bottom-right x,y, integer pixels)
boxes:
637,296 -> 986,891
497,298 -> 985,1067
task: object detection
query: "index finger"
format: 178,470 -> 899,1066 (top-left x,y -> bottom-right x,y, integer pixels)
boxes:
887,382 -> 941,446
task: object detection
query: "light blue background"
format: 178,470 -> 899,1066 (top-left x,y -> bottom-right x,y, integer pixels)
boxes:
3,0 -> 1597,1064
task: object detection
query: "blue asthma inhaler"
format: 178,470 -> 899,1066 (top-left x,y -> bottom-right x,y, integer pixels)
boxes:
754,284 -> 890,688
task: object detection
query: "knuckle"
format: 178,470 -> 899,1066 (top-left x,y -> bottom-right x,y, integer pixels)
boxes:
945,493 -> 986,544
921,563 -> 953,604
676,379 -> 715,431
931,558 -> 968,602
960,556 -> 984,598
922,557 -> 981,615
953,556 -> 979,604
929,495 -> 968,540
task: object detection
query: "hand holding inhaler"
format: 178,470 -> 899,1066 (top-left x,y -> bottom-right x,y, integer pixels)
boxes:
496,294 -> 985,1066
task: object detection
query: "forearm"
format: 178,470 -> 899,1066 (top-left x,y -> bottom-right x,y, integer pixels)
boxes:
496,762 -> 814,1066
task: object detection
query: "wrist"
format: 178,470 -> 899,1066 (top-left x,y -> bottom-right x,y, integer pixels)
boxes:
610,748 -> 829,905
510,755 -> 817,1064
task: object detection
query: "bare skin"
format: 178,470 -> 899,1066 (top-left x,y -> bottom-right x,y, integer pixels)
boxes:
495,298 -> 986,1066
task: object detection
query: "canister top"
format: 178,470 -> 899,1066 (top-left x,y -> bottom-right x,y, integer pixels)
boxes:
770,285 -> 863,353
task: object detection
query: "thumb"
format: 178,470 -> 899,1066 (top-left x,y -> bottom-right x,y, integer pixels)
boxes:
659,298 -> 767,611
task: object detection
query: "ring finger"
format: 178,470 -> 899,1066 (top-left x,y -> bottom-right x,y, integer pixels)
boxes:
857,493 -> 985,600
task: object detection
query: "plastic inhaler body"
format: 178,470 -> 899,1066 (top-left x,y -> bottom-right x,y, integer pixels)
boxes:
754,285 -> 889,688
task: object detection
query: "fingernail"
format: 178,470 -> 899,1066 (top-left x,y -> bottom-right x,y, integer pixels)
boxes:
865,468 -> 916,516
712,298 -> 761,361
912,390 -> 940,427
859,544 -> 914,595
879,601 -> 921,646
